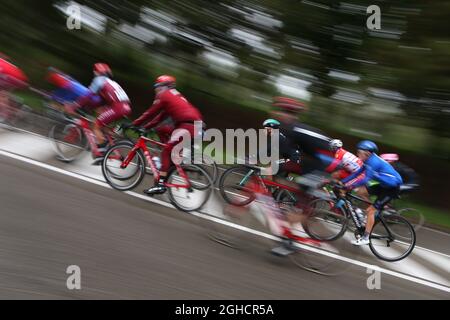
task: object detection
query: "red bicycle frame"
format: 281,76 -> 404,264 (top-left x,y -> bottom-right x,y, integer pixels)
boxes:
69,117 -> 116,157
240,172 -> 321,245
120,136 -> 193,189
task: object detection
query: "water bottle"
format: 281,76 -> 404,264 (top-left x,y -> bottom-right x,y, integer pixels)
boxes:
355,208 -> 366,224
152,157 -> 162,171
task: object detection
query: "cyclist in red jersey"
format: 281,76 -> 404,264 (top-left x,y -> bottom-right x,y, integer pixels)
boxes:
132,75 -> 203,195
67,63 -> 132,164
0,55 -> 28,107
326,139 -> 363,179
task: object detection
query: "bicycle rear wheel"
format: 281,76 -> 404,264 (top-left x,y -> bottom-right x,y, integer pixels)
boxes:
219,166 -> 256,206
49,123 -> 88,162
102,142 -> 146,191
369,215 -> 416,262
167,164 -> 213,212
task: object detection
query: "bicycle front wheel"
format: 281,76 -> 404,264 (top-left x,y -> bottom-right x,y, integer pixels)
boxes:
167,164 -> 213,212
219,166 -> 256,206
369,215 -> 416,262
49,123 -> 88,162
302,199 -> 348,241
102,142 -> 146,191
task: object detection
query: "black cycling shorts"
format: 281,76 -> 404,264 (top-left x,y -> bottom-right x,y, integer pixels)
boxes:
368,184 -> 400,210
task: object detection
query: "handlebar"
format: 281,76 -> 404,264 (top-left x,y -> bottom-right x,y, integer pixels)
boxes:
119,124 -> 149,139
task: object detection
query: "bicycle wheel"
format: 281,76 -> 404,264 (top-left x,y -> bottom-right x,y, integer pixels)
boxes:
276,189 -> 299,206
219,166 -> 256,206
199,203 -> 271,250
167,164 -> 213,212
289,233 -> 360,276
302,199 -> 348,241
49,122 -> 88,162
102,142 -> 146,191
369,215 -> 416,262
197,154 -> 219,185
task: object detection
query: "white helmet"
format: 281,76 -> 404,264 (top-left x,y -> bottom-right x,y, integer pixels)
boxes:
330,139 -> 343,152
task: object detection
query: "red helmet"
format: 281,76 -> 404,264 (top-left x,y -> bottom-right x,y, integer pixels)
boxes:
154,75 -> 176,88
93,63 -> 112,77
273,96 -> 307,114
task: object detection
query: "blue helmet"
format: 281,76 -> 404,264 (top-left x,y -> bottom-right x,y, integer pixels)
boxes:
357,140 -> 378,153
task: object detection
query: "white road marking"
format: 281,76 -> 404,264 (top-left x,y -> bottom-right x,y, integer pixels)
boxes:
0,148 -> 449,293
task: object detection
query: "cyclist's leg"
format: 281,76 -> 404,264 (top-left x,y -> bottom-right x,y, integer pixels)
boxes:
95,103 -> 131,145
155,124 -> 174,143
354,186 -> 399,245
145,123 -> 195,195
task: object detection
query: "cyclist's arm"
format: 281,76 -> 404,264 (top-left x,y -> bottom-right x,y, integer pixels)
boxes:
325,157 -> 342,173
143,111 -> 165,130
342,166 -> 370,189
133,99 -> 163,127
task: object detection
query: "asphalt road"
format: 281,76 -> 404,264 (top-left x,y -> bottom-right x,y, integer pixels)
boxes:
0,155 -> 448,299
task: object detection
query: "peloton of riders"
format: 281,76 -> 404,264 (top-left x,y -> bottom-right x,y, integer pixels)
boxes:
1,56 -> 418,248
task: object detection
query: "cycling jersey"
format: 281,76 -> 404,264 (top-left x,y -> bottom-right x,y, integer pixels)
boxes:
392,162 -> 419,186
133,88 -> 202,173
281,122 -> 333,174
133,89 -> 202,129
49,72 -> 101,104
0,58 -> 28,90
76,76 -> 131,127
342,153 -> 403,189
326,148 -> 363,178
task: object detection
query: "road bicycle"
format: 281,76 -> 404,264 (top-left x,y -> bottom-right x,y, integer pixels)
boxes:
0,95 -> 32,127
48,107 -> 123,163
102,126 -> 214,212
218,162 -> 325,207
303,181 -> 416,262
202,165 -> 359,275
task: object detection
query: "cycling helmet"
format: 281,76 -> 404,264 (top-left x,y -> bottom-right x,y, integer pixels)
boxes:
263,119 -> 281,129
273,96 -> 307,114
329,139 -> 343,152
380,153 -> 399,163
155,75 -> 176,88
357,140 -> 378,153
93,63 -> 112,77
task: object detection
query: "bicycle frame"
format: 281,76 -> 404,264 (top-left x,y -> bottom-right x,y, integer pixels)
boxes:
235,168 -> 321,246
120,136 -> 193,189
333,189 -> 395,244
238,167 -> 305,196
67,116 -> 116,156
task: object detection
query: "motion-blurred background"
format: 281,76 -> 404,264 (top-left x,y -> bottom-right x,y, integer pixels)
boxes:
0,0 -> 449,225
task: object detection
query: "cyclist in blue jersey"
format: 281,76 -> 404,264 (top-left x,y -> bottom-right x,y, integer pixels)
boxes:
341,140 -> 403,246
47,68 -> 101,105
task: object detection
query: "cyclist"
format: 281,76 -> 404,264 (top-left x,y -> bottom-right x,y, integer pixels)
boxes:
326,139 -> 363,179
271,97 -> 334,178
47,68 -> 101,106
67,63 -> 132,164
262,118 -> 301,177
0,55 -> 28,107
341,141 -> 403,246
380,153 -> 420,193
131,75 -> 203,196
